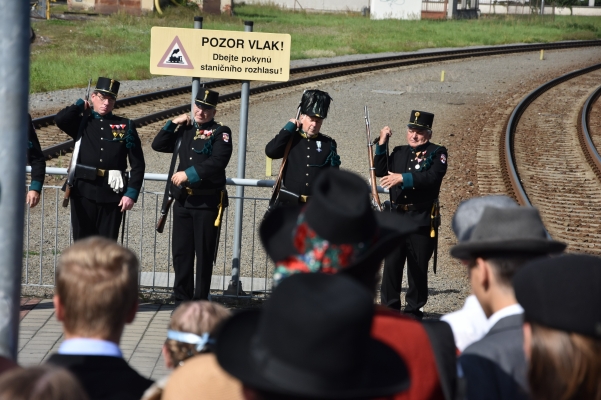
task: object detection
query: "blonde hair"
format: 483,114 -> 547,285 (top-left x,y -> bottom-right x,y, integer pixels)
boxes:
166,301 -> 231,365
56,236 -> 139,338
0,365 -> 90,400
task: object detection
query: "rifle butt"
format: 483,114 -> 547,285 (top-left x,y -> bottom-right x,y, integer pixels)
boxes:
62,187 -> 71,208
156,215 -> 167,233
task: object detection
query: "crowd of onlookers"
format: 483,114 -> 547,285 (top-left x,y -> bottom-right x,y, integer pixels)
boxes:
0,169 -> 600,400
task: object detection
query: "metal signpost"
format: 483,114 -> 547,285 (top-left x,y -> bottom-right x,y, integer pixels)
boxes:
0,0 -> 29,360
191,17 -> 203,118
150,23 -> 291,296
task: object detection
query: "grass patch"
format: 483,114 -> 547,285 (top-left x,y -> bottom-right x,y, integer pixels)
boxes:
30,3 -> 601,93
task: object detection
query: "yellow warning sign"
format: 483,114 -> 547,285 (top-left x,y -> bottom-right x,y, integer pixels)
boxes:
150,27 -> 291,82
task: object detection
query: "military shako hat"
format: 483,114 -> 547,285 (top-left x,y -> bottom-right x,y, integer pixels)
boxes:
407,110 -> 434,130
195,89 -> 219,109
95,77 -> 120,98
300,89 -> 332,119
514,254 -> 601,338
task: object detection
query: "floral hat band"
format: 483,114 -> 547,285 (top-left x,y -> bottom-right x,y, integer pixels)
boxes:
273,211 -> 379,286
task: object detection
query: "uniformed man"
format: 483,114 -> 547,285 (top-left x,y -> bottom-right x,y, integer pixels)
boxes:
27,114 -> 45,208
375,110 -> 448,319
152,89 -> 232,303
55,77 -> 146,241
265,90 -> 340,203
26,28 -> 45,209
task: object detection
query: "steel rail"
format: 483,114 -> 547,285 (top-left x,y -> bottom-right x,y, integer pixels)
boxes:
578,84 -> 601,180
503,62 -> 601,206
39,40 -> 601,159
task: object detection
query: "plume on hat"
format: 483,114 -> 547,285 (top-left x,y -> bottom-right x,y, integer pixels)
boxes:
300,90 -> 332,119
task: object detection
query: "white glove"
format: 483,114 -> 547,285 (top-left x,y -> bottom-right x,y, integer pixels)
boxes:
108,170 -> 124,193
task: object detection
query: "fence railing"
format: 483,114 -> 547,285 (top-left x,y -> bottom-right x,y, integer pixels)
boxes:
23,168 -> 278,299
24,167 -> 390,299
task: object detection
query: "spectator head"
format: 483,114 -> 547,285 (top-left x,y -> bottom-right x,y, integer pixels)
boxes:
216,273 -> 409,400
260,169 -> 418,291
162,353 -> 242,400
0,365 -> 89,400
163,301 -> 231,368
514,254 -> 601,400
450,207 -> 565,317
54,237 -> 139,342
452,195 -> 518,242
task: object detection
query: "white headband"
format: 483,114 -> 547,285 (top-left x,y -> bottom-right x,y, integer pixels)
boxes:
167,330 -> 214,352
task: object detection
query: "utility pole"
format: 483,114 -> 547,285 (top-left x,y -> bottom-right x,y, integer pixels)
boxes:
0,0 -> 29,361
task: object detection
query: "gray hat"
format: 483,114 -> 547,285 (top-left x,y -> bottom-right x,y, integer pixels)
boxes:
452,196 -> 519,242
450,207 -> 566,259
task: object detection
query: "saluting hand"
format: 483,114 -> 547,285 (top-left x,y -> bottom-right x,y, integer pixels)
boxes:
172,114 -> 191,126
380,171 -> 403,190
379,126 -> 392,145
171,171 -> 188,187
289,118 -> 300,129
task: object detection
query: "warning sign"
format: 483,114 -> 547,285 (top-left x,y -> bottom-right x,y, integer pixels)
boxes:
158,36 -> 194,69
150,27 -> 291,82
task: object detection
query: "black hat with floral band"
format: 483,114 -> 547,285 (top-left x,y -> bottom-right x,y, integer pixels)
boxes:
260,169 -> 419,286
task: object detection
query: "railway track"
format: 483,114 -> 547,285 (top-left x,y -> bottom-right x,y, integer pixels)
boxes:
34,40 -> 601,161
503,63 -> 601,254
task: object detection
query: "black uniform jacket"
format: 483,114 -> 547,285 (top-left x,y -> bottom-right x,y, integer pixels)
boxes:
55,100 -> 146,203
265,122 -> 340,197
47,354 -> 153,400
375,141 -> 448,227
28,114 -> 46,192
152,119 -> 232,209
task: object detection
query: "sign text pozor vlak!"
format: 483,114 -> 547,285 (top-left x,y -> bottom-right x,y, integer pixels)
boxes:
150,27 -> 291,82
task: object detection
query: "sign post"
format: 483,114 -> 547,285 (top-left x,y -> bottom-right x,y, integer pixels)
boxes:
228,21 -> 254,296
151,25 -> 291,297
191,16 -> 203,118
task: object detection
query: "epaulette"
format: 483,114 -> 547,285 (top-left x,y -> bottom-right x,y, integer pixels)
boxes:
319,133 -> 333,140
215,121 -> 223,126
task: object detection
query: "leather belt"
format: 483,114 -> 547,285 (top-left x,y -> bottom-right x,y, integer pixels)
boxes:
395,202 -> 433,212
185,187 -> 222,196
300,195 -> 310,203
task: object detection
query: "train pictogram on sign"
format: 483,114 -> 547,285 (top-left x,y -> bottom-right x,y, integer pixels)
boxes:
157,36 -> 194,69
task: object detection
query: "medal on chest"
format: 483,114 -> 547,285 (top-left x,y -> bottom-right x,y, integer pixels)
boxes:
195,129 -> 213,140
110,124 -> 127,139
316,141 -> 322,152
414,149 -> 427,170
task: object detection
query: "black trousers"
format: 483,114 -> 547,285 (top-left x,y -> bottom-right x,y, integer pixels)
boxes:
172,202 -> 218,301
381,226 -> 435,315
70,195 -> 122,241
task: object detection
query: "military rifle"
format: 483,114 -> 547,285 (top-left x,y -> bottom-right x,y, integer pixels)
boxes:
156,134 -> 183,233
63,78 -> 92,208
364,106 -> 383,212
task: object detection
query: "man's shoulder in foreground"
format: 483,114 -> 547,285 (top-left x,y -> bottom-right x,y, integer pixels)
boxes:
47,353 -> 153,400
459,314 -> 528,400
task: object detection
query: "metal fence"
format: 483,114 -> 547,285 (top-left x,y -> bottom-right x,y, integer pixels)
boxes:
23,168 -> 277,299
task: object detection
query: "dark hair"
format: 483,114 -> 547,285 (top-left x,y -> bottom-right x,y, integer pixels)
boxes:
473,254 -> 547,287
527,322 -> 601,400
0,365 -> 90,400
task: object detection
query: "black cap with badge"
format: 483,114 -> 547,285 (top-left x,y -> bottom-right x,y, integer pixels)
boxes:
300,89 -> 332,119
95,77 -> 120,98
407,110 -> 434,130
195,89 -> 219,109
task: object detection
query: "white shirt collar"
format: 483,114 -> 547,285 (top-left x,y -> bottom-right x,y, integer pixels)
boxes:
487,303 -> 524,331
58,338 -> 123,358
